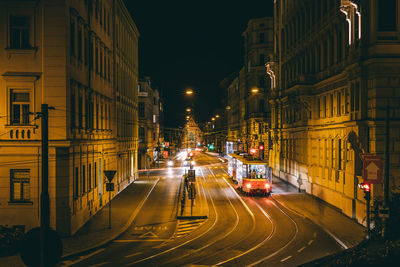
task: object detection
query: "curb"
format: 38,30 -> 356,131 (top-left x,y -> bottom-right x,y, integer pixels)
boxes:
176,216 -> 208,220
61,178 -> 160,260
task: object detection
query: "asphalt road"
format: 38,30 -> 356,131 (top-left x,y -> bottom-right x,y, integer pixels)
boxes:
60,152 -> 345,267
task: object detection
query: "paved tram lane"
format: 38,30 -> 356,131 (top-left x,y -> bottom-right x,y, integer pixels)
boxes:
59,152 -> 364,267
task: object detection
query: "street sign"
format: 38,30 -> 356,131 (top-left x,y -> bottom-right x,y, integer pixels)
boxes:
188,169 -> 195,182
360,154 -> 382,184
104,170 -> 117,182
106,182 -> 114,191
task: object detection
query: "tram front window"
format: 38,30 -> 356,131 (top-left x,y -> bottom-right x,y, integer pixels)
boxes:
249,165 -> 265,179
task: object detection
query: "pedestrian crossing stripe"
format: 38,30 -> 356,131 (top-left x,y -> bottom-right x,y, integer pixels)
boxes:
172,219 -> 206,239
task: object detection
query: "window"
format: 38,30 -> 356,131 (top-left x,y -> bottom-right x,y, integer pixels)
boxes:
9,15 -> 30,49
74,167 -> 79,199
259,53 -> 264,66
378,0 -> 397,31
71,91 -> 76,129
82,165 -> 86,194
70,19 -> 75,56
259,32 -> 265,43
78,27 -> 82,61
78,95 -> 83,128
139,102 -> 145,118
94,162 -> 97,188
88,164 -> 92,190
10,169 -> 30,202
10,90 -> 30,125
139,127 -> 145,142
259,76 -> 265,88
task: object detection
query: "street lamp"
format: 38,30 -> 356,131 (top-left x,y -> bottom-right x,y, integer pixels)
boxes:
186,108 -> 191,112
251,87 -> 259,94
185,88 -> 194,95
215,114 -> 220,118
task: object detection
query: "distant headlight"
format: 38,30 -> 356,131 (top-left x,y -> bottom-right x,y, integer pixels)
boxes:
191,161 -> 195,165
167,160 -> 174,167
246,183 -> 251,189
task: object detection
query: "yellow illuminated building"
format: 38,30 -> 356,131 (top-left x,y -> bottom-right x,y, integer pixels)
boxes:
268,0 -> 400,224
0,0 -> 139,236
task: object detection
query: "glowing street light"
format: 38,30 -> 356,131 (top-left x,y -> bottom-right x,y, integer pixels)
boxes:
211,117 -> 215,121
251,87 -> 259,94
215,114 -> 220,118
186,108 -> 191,112
185,88 -> 194,95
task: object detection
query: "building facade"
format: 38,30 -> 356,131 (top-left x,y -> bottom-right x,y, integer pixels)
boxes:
221,17 -> 274,158
268,0 -> 400,224
0,0 -> 139,236
138,77 -> 163,169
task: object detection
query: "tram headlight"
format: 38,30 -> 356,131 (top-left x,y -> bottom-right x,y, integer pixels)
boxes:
246,183 -> 252,189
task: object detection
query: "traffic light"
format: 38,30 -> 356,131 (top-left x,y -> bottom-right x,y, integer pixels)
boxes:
359,183 -> 371,200
259,142 -> 264,160
258,142 -> 264,151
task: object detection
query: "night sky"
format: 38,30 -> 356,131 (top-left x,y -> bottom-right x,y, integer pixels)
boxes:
123,0 -> 273,128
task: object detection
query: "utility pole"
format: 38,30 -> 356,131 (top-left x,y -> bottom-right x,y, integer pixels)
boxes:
39,104 -> 54,267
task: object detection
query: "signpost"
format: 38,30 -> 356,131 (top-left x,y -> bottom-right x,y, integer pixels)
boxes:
360,154 -> 382,238
360,154 -> 382,184
104,170 -> 116,229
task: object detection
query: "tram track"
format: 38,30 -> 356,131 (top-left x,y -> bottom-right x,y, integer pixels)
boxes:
126,166 -> 220,266
213,164 -> 301,266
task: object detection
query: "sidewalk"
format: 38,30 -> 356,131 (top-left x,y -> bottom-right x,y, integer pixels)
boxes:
0,177 -> 159,267
273,193 -> 366,249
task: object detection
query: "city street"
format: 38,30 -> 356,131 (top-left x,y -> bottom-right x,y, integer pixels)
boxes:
58,152 -> 364,267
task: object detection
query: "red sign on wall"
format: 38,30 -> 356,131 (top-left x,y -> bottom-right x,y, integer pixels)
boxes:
360,154 -> 382,184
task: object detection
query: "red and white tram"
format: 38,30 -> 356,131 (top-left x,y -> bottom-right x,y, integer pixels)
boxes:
228,154 -> 272,196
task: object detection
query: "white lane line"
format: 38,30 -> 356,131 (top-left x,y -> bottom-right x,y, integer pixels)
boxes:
125,252 -> 142,258
297,246 -> 306,253
113,239 -> 166,242
61,248 -> 105,266
280,255 -> 292,262
308,239 -> 314,245
321,227 -> 348,249
89,262 -> 110,267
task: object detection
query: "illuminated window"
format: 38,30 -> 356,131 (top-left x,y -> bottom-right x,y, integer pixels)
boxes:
9,15 -> 30,49
10,169 -> 30,202
10,90 -> 30,125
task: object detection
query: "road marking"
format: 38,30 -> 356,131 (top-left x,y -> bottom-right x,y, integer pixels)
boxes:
89,262 -> 110,267
125,252 -> 142,258
61,248 -> 105,266
139,231 -> 159,238
297,246 -> 306,252
280,255 -> 292,262
113,239 -> 166,242
308,239 -> 314,245
172,219 -> 206,239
